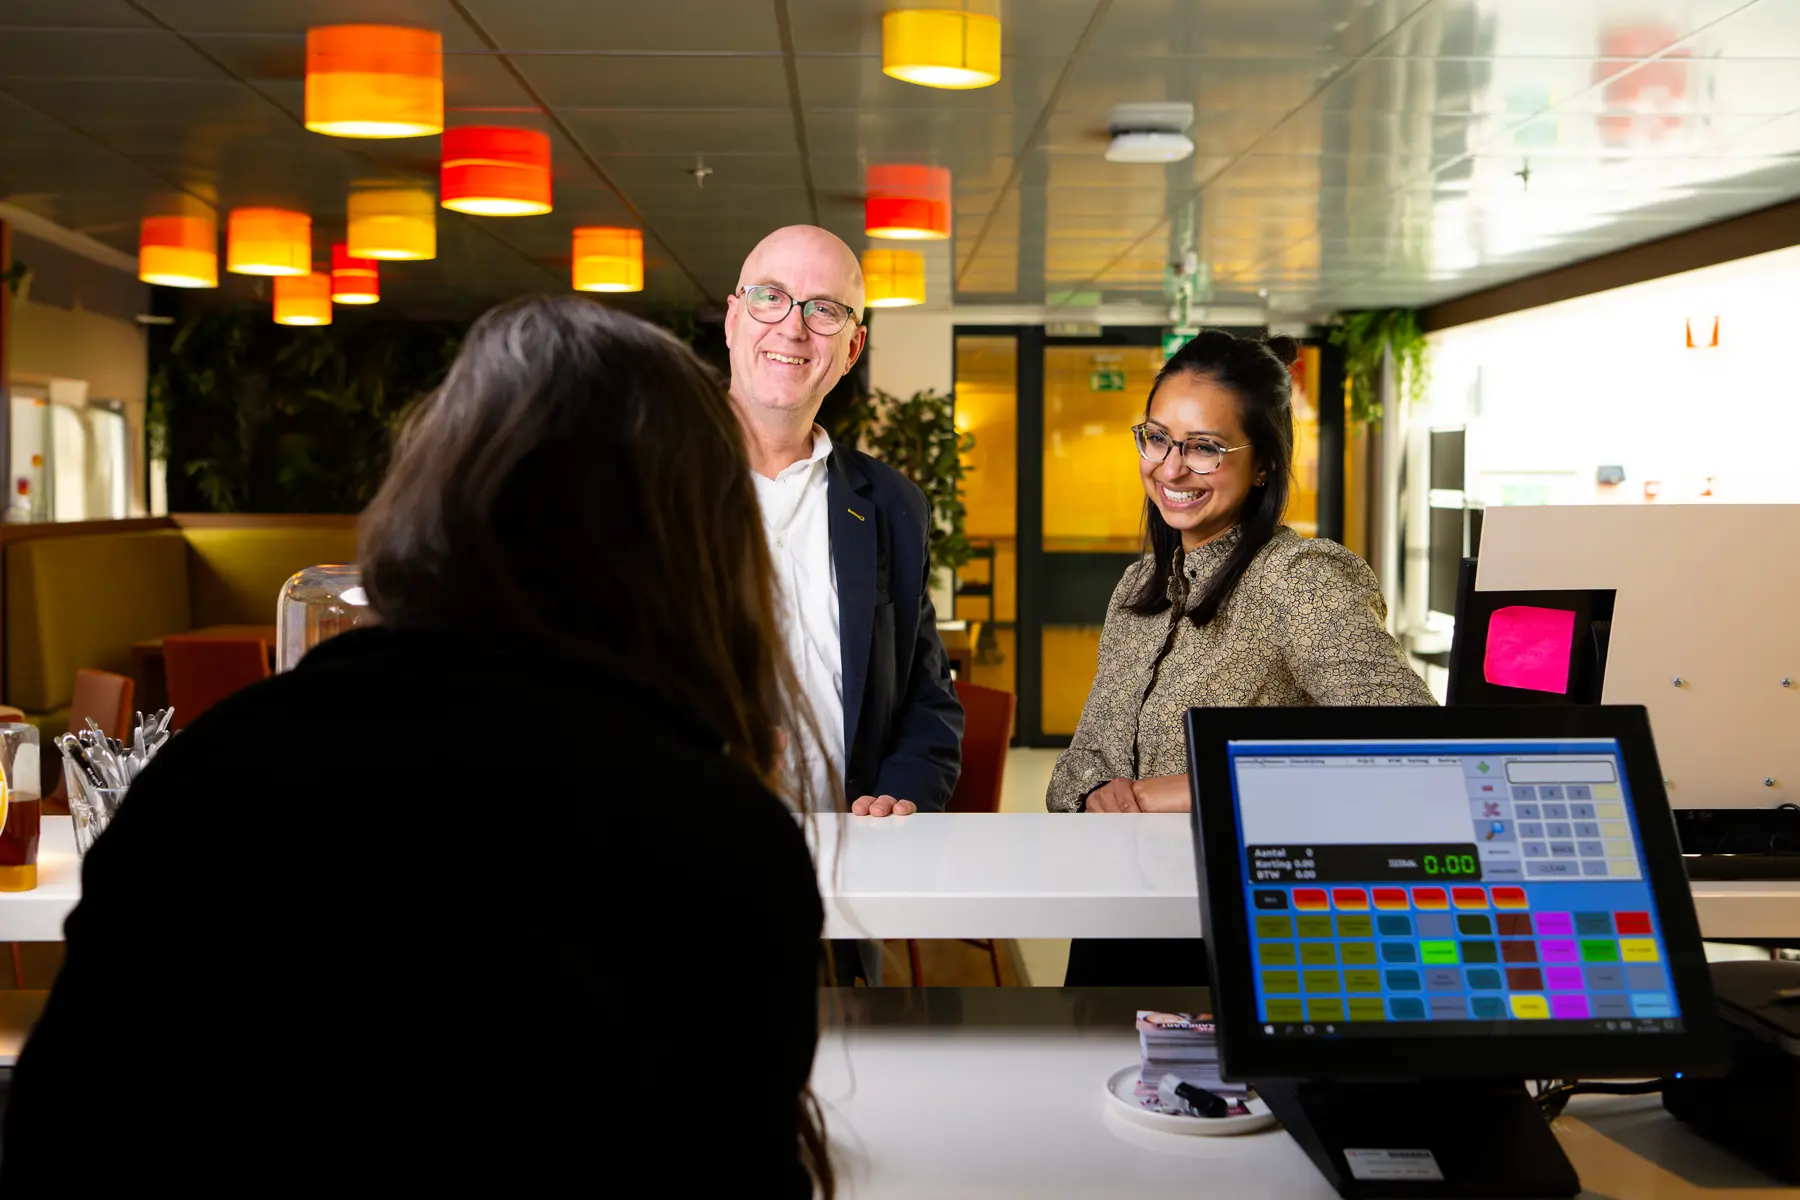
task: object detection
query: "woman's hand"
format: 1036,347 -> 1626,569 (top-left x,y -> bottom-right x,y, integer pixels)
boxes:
1131,774 -> 1193,813
1085,778 -> 1142,812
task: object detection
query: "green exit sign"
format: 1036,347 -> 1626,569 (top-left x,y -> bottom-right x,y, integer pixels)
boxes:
1162,328 -> 1199,361
1089,368 -> 1126,392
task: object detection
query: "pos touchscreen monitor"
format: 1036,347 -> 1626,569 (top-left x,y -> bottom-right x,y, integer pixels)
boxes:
1186,706 -> 1721,1198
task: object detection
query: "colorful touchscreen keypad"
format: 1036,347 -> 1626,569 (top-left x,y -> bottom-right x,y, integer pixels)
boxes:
1230,739 -> 1680,1036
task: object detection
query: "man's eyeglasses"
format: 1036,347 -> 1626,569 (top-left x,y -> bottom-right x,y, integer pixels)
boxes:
1131,423 -> 1251,475
737,284 -> 860,337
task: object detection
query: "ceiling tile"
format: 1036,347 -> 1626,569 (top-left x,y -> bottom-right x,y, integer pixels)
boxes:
520,53 -> 788,109
457,0 -> 780,52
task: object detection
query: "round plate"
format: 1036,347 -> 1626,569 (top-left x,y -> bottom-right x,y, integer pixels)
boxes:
1104,1065 -> 1277,1137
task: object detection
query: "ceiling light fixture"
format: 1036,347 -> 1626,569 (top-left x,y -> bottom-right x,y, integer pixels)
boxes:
226,208 -> 311,277
273,272 -> 333,325
862,249 -> 927,307
347,187 -> 437,260
138,214 -> 217,288
441,127 -> 553,217
304,25 -> 443,139
865,165 -> 951,241
571,227 -> 644,293
882,6 -> 1001,90
1104,103 -> 1196,164
330,243 -> 379,304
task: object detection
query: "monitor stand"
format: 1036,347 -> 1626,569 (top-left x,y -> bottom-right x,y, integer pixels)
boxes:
1255,1078 -> 1580,1198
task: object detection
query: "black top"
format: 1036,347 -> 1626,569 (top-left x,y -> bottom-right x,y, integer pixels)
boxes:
1,627 -> 823,1195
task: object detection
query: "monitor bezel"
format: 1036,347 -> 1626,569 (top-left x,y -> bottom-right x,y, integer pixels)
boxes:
1186,704 -> 1723,1081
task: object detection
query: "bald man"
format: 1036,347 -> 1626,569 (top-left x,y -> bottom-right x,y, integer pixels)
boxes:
726,227 -> 964,885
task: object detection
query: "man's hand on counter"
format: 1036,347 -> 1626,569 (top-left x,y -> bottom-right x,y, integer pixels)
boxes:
851,794 -> 918,817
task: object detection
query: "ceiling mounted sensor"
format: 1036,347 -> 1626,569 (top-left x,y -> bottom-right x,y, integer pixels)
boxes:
1104,103 -> 1196,164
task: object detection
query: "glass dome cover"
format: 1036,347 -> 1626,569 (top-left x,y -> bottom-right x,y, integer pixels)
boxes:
277,563 -> 378,672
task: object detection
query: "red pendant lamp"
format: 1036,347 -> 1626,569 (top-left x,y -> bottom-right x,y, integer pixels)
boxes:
330,243 -> 379,304
440,127 -> 553,216
865,165 -> 951,240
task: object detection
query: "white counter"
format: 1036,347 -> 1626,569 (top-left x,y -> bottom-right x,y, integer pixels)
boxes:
812,813 -> 1800,942
814,1021 -> 1796,1197
2,814 -> 1797,945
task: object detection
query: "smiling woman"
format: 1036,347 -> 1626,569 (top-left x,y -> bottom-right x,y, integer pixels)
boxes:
1044,328 -> 1435,986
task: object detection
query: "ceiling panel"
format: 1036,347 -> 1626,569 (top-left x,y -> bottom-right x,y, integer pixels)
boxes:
1,0 -> 1797,317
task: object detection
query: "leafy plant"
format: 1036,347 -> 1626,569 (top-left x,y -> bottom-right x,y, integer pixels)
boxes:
2,259 -> 30,300
859,387 -> 975,589
1329,308 -> 1429,427
150,306 -> 461,513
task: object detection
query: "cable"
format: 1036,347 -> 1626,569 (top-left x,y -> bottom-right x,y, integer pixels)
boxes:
1533,1079 -> 1665,1121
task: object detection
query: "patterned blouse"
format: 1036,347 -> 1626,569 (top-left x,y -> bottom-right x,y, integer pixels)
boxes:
1047,526 -> 1435,812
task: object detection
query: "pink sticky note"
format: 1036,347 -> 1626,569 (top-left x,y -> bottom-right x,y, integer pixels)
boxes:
1484,606 -> 1577,694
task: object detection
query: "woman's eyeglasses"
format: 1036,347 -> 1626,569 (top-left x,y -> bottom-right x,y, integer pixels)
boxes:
736,284 -> 859,336
1131,423 -> 1251,475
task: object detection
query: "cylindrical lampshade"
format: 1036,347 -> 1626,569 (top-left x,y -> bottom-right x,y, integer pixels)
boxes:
273,272 -> 333,326
304,25 -> 443,138
330,243 -> 379,304
441,127 -> 553,216
862,249 -> 927,307
346,187 -> 436,260
138,214 -> 218,288
882,8 -> 1002,89
865,165 -> 952,240
227,208 -> 312,276
571,227 -> 644,293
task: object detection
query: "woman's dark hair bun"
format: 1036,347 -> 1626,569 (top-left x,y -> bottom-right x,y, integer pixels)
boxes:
1264,334 -> 1300,367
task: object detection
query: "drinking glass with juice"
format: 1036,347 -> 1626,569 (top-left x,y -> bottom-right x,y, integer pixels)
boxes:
0,723 -> 42,892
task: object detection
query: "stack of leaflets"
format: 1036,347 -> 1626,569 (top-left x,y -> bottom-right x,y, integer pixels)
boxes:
1133,1011 -> 1251,1117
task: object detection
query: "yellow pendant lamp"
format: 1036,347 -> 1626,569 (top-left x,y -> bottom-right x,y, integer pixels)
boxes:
571,227 -> 644,293
227,208 -> 311,276
882,7 -> 1002,89
346,187 -> 437,260
305,25 -> 443,138
138,214 -> 218,288
862,249 -> 926,307
273,272 -> 333,325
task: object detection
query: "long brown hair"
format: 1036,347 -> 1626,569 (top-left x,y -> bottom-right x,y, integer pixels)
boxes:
359,295 -> 834,1195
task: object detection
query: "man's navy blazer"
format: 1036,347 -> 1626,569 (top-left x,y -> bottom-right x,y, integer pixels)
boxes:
824,444 -> 964,811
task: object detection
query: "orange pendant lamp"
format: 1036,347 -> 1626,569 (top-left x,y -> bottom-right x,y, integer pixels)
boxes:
138,214 -> 218,288
304,25 -> 443,138
862,249 -> 927,307
865,165 -> 951,240
571,227 -> 644,293
330,243 -> 379,304
227,208 -> 312,276
882,6 -> 1002,90
273,272 -> 333,326
441,127 -> 553,216
347,187 -> 436,260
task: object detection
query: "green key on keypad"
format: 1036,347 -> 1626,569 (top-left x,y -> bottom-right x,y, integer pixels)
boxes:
1303,970 -> 1341,993
1297,916 -> 1334,939
1344,970 -> 1382,993
1300,943 -> 1338,965
1340,942 -> 1377,965
1262,970 -> 1300,994
1265,999 -> 1304,1021
1347,998 -> 1386,1021
1259,942 -> 1297,966
1306,999 -> 1346,1022
1336,915 -> 1373,937
1420,941 -> 1460,965
1581,940 -> 1620,963
1256,916 -> 1294,939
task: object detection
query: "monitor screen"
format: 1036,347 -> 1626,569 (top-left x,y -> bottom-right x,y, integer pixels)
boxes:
1226,737 -> 1682,1040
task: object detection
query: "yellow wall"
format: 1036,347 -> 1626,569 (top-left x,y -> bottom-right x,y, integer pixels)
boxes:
1042,345 -> 1160,551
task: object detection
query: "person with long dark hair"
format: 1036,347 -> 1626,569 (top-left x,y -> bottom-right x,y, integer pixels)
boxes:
1,297 -> 835,1197
1047,329 -> 1432,985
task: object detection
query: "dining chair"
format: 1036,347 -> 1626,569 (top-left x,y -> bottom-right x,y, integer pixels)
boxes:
909,680 -> 1017,987
45,668 -> 136,815
162,636 -> 271,731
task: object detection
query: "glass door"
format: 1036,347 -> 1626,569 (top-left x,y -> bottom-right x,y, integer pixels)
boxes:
952,334 -> 1017,697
